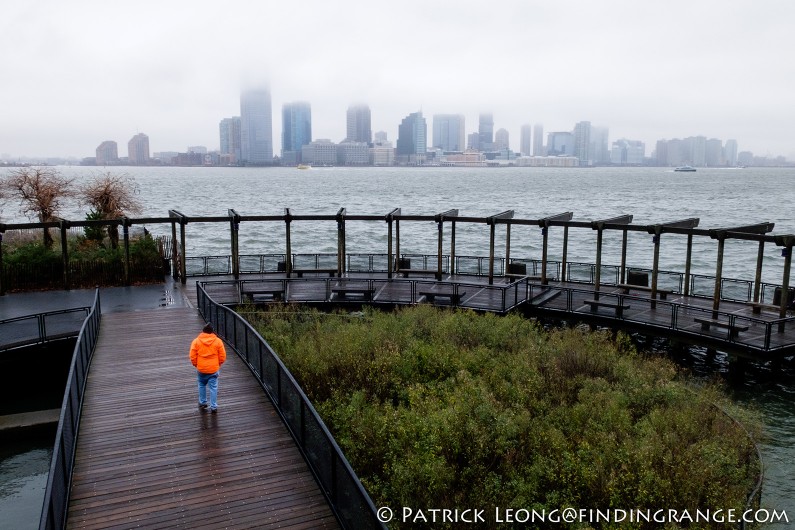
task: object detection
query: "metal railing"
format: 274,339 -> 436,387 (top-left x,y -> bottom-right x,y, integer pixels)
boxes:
0,307 -> 89,352
39,289 -> 101,530
196,282 -> 386,530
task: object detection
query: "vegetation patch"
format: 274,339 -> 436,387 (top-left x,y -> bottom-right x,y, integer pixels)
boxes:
248,305 -> 761,529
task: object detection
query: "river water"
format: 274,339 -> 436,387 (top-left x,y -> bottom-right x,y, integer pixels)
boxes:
1,165 -> 793,526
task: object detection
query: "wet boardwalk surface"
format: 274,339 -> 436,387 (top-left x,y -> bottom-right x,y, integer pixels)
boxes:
67,308 -> 338,529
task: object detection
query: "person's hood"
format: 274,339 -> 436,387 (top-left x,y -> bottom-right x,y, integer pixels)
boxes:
197,332 -> 217,345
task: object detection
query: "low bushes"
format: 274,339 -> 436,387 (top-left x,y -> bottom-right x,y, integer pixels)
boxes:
249,305 -> 761,528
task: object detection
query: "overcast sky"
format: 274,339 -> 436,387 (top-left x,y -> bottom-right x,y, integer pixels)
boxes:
2,0 -> 793,160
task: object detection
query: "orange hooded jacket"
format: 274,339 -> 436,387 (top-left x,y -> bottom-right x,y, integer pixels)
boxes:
190,332 -> 227,374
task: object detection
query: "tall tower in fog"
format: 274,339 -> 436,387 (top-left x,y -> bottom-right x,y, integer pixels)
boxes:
346,104 -> 372,143
397,111 -> 427,159
432,114 -> 465,151
573,121 -> 591,166
282,101 -> 312,165
533,124 -> 544,155
520,124 -> 532,156
478,113 -> 494,151
128,133 -> 150,165
240,88 -> 273,165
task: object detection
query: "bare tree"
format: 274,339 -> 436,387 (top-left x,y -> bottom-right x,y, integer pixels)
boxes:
2,167 -> 74,248
80,172 -> 142,248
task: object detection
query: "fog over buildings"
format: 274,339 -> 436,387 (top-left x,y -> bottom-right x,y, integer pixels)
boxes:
1,0 -> 794,162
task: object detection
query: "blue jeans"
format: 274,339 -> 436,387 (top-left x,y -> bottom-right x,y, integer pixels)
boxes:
197,371 -> 219,410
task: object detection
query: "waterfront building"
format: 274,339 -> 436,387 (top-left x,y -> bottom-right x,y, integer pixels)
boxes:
573,121 -> 591,166
128,133 -> 150,165
219,117 -> 241,163
346,104 -> 372,144
337,141 -> 370,165
515,155 -> 579,167
396,111 -> 427,164
95,141 -> 118,165
533,124 -> 544,156
520,124 -> 532,156
478,114 -> 494,152
301,139 -> 337,166
494,128 -> 510,152
187,146 -> 207,154
610,139 -> 645,165
432,114 -> 466,152
724,139 -> 738,166
546,131 -> 573,156
282,101 -> 312,165
467,132 -> 480,151
374,131 -> 388,144
240,88 -> 273,165
737,151 -> 754,166
370,142 -> 395,166
705,138 -> 723,166
440,150 -> 486,167
654,140 -> 668,166
153,151 -> 178,164
687,136 -> 707,166
589,126 -> 610,164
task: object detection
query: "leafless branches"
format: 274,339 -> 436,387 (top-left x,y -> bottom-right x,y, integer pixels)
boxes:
80,172 -> 142,248
2,167 -> 74,247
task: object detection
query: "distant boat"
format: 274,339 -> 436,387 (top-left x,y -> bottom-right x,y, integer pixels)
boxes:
674,165 -> 696,172
296,164 -> 311,170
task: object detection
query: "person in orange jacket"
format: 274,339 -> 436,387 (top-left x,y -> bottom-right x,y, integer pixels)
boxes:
190,323 -> 226,413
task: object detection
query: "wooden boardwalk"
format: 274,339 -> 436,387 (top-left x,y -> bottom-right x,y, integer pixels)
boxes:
67,308 -> 339,529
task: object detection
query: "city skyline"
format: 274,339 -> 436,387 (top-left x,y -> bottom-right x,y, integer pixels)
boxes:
2,1 -> 794,161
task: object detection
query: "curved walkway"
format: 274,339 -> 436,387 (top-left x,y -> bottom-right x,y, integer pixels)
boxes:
67,308 -> 338,529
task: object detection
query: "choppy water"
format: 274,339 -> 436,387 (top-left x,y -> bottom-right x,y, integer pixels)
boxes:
1,165 -> 793,526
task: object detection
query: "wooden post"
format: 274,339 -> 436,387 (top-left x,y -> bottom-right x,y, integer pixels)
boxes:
712,235 -> 726,315
684,233 -> 693,296
336,208 -> 346,277
505,222 -> 512,273
60,220 -> 70,291
122,219 -> 131,286
387,217 -> 393,278
395,219 -> 401,270
561,225 -> 569,282
753,240 -> 764,303
284,209 -> 292,277
620,229 -> 628,284
651,231 -> 661,309
170,219 -> 179,281
779,239 -> 793,324
541,225 -> 549,285
179,219 -> 187,285
229,210 -> 240,280
488,221 -> 496,285
436,218 -> 443,281
450,220 -> 456,275
594,226 -> 603,299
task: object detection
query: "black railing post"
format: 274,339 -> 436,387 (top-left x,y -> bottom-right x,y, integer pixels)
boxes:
0,228 -> 5,296
122,218 -> 131,286
285,209 -> 293,278
229,209 -> 241,280
60,220 -> 71,291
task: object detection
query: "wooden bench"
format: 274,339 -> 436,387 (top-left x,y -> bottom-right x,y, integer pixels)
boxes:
293,268 -> 337,278
419,290 -> 466,305
399,269 -> 440,278
694,317 -> 749,339
242,288 -> 285,302
331,286 -> 375,301
616,283 -> 672,299
583,299 -> 630,317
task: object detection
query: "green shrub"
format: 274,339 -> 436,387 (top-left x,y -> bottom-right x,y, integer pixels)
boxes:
250,306 -> 761,529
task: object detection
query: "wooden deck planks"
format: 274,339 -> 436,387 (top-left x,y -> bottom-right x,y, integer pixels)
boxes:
67,308 -> 338,529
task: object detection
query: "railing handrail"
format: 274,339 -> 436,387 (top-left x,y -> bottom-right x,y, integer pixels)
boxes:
196,281 -> 387,530
0,307 -> 90,352
39,288 -> 102,530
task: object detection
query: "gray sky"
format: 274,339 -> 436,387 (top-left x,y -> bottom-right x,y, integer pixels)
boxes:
2,0 -> 793,160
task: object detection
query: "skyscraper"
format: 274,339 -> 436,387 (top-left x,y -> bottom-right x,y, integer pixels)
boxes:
219,117 -> 241,162
346,104 -> 372,144
478,114 -> 494,151
397,111 -> 427,162
432,114 -> 465,152
282,101 -> 312,165
240,88 -> 273,165
589,126 -> 610,164
533,124 -> 544,155
520,124 -> 532,156
724,139 -> 738,166
494,128 -> 510,152
128,133 -> 150,165
573,121 -> 591,166
96,141 -> 118,165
